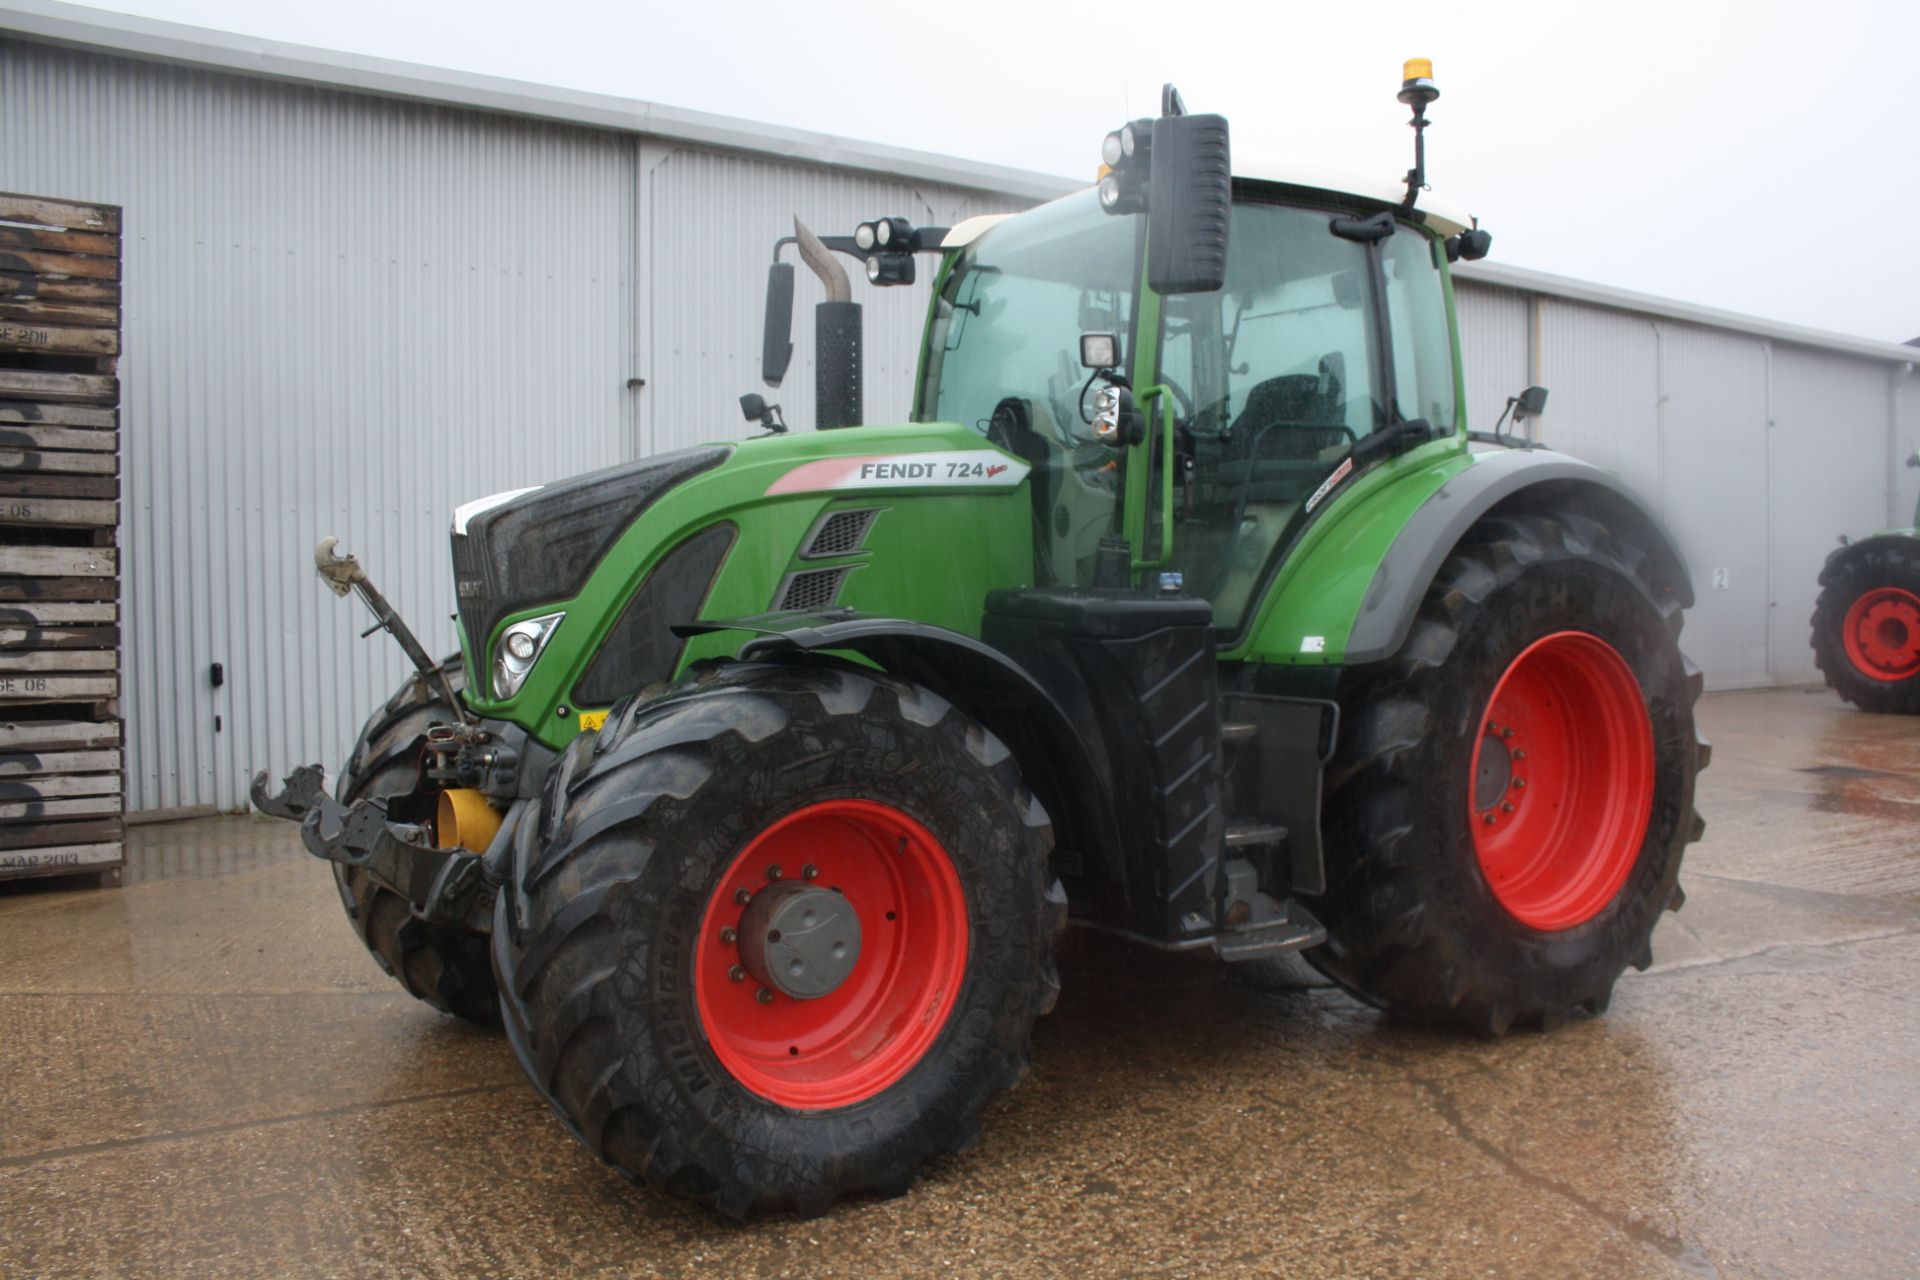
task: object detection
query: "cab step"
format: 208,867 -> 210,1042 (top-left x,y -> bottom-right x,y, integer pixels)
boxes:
1212,907 -> 1327,962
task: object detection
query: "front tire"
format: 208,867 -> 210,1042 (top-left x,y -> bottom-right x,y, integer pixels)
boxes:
1811,538 -> 1920,714
494,660 -> 1058,1217
333,660 -> 501,1025
1309,512 -> 1708,1033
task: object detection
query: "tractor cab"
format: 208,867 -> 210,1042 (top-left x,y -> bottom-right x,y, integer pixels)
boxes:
918,161 -> 1478,635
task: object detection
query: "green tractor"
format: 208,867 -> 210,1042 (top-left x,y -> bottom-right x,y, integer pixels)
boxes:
1810,447 -> 1920,713
255,66 -> 1708,1217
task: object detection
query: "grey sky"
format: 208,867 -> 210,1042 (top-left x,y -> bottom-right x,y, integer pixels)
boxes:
75,0 -> 1920,342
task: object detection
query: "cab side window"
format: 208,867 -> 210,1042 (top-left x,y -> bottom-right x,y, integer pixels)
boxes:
1380,229 -> 1456,432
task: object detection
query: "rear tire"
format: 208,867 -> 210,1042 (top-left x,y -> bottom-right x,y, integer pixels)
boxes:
333,660 -> 501,1026
1308,512 -> 1708,1033
1811,538 -> 1920,714
494,660 -> 1058,1218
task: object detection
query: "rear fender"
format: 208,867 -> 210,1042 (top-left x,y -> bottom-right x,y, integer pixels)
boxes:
1242,448 -> 1691,668
1345,451 -> 1691,664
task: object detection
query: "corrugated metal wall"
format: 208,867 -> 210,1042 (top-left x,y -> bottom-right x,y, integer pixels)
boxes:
1,39 -> 636,810
1452,281 -> 1528,433
1457,279 -> 1916,691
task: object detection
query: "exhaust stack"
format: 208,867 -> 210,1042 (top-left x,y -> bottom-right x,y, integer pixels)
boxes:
794,217 -> 862,430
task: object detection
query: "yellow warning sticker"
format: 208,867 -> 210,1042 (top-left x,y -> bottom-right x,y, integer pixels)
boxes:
576,709 -> 609,732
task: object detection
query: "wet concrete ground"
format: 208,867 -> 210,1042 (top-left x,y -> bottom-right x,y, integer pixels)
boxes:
1,686 -> 1915,1279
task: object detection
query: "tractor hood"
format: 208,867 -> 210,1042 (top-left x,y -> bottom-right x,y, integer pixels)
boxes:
449,446 -> 732,669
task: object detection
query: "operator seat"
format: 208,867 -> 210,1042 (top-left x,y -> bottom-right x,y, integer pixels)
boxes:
1226,368 -> 1348,459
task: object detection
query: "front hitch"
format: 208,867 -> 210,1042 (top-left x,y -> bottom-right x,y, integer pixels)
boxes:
250,766 -> 503,933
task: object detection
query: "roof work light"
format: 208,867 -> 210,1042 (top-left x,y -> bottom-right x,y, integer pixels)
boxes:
865,252 -> 914,286
1097,117 -> 1155,216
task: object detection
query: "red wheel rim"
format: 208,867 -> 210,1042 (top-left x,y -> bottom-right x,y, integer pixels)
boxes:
1469,631 -> 1655,931
1842,586 -> 1920,682
693,800 -> 968,1109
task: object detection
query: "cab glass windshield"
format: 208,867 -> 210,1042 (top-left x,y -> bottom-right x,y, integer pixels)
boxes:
917,191 -> 1135,437
917,192 -> 1139,586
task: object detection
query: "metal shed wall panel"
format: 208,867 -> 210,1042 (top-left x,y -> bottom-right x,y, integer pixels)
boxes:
0,39 -> 636,811
1766,346 -> 1902,684
1535,301 -> 1664,507
636,144 -> 1029,452
1452,282 -> 1529,434
1654,323 -> 1772,687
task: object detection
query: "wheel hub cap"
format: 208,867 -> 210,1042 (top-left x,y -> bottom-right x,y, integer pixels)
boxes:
1843,586 -> 1920,681
692,800 -> 969,1110
738,881 -> 862,999
1469,631 -> 1655,931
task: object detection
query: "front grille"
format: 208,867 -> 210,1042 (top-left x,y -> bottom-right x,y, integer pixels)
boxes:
449,446 -> 728,664
450,532 -> 490,663
776,567 -> 849,612
800,508 -> 879,559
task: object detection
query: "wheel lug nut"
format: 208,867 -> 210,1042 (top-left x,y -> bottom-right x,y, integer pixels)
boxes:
802,864 -> 819,880
1512,778 -> 1526,790
1483,813 -> 1497,825
766,864 -> 782,881
720,927 -> 736,944
734,888 -> 751,905
1501,802 -> 1516,813
1501,727 -> 1515,739
1513,749 -> 1526,760
756,987 -> 774,1005
728,965 -> 746,983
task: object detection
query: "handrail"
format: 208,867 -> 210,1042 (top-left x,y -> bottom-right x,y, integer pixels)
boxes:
1132,384 -> 1177,572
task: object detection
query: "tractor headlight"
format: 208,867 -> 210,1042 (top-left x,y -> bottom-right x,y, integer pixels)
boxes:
492,611 -> 564,700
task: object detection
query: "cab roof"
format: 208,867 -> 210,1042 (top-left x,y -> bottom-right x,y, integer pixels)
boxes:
944,157 -> 1475,249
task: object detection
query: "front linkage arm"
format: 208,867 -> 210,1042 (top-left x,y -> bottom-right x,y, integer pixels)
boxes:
313,537 -> 470,722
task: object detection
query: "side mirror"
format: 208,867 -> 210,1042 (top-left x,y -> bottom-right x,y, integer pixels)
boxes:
761,262 -> 795,388
1513,385 -> 1549,421
739,393 -> 787,434
1147,112 -> 1232,295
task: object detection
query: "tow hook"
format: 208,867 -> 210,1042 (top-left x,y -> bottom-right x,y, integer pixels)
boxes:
249,767 -> 511,933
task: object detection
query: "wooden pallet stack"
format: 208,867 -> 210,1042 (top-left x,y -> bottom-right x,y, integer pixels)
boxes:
0,192 -> 125,886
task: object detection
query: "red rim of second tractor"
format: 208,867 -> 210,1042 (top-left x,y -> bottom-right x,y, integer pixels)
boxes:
1469,631 -> 1656,932
692,800 -> 969,1110
1841,586 -> 1920,683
